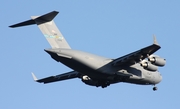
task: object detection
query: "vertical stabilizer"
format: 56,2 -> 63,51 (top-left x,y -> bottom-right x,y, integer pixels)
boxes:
9,11 -> 71,49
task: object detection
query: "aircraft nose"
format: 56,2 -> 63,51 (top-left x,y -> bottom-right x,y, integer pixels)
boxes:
156,74 -> 162,84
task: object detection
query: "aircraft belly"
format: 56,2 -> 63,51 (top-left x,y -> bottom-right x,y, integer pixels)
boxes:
58,56 -> 110,79
122,64 -> 161,85
113,64 -> 154,85
45,50 -> 111,80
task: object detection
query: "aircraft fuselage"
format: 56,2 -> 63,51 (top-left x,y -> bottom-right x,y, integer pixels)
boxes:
9,11 -> 165,91
45,48 -> 162,86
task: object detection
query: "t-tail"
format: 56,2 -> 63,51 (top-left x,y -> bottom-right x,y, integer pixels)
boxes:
9,11 -> 71,49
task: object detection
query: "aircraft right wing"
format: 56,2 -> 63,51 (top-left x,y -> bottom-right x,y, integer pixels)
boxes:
112,36 -> 161,66
31,71 -> 80,84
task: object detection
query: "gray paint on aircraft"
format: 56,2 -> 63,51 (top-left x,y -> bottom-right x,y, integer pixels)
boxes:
9,11 -> 166,91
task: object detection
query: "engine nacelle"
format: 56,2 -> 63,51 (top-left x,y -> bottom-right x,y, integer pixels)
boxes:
148,55 -> 166,66
140,60 -> 158,71
81,75 -> 98,86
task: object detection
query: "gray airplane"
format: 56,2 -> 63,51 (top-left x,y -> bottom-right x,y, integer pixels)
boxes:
10,11 -> 166,91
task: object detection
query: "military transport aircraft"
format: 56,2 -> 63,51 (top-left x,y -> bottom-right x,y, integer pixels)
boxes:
9,11 -> 166,91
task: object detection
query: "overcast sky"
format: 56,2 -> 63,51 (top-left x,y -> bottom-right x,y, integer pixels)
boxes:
1,1 -> 179,109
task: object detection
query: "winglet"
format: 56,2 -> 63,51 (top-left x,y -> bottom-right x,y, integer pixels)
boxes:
153,35 -> 159,45
31,72 -> 38,81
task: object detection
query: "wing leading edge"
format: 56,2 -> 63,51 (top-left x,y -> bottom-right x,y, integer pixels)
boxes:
31,71 -> 80,84
112,37 -> 161,66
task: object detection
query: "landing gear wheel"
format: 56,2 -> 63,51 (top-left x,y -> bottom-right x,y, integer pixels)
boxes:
101,85 -> 107,88
153,86 -> 157,91
101,81 -> 110,88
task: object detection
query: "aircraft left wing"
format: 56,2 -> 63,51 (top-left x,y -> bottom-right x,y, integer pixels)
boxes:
31,71 -> 80,84
112,37 -> 161,66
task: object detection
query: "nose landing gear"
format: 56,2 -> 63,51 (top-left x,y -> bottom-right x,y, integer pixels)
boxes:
153,86 -> 158,91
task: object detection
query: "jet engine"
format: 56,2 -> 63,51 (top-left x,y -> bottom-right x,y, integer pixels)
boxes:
81,75 -> 98,86
140,60 -> 158,71
148,55 -> 166,66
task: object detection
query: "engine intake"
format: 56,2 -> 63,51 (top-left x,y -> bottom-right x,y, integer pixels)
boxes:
148,55 -> 166,66
140,60 -> 158,71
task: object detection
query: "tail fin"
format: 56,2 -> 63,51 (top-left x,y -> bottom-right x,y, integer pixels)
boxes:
9,11 -> 71,49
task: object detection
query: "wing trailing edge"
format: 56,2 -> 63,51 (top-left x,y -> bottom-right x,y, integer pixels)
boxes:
31,71 -> 80,84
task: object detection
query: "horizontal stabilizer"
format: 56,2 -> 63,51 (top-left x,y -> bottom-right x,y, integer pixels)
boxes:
9,11 -> 71,49
9,11 -> 59,28
9,19 -> 35,28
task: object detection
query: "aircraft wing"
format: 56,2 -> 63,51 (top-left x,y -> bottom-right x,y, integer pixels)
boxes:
112,37 -> 161,66
31,71 -> 80,84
